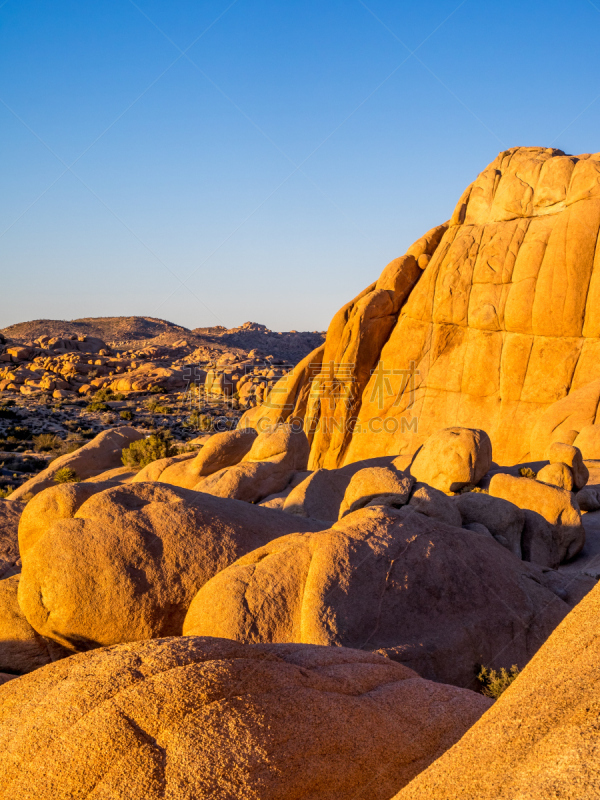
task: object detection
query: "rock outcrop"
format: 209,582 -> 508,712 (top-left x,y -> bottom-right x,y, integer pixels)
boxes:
17,482 -> 324,652
0,636 -> 491,799
183,505 -> 574,687
489,473 -> 584,561
394,580 -> 600,799
243,148 -> 600,469
196,423 -> 310,503
9,426 -> 144,500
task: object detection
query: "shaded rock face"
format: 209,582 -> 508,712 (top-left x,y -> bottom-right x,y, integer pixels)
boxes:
244,147 -> 600,468
0,575 -> 68,674
0,637 -> 491,800
17,482 -> 324,652
0,499 -> 23,579
394,580 -> 600,800
183,506 -> 572,688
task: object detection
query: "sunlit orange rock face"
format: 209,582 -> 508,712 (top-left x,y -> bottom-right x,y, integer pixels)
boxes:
245,147 -> 600,467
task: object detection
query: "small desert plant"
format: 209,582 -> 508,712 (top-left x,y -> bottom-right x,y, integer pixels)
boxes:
458,484 -> 487,494
477,664 -> 520,699
87,400 -> 110,412
0,485 -> 14,498
519,467 -> 537,479
149,386 -> 164,394
33,433 -> 62,453
0,406 -> 18,420
146,399 -> 172,414
54,467 -> 80,484
94,387 -> 125,402
120,410 -> 134,421
184,410 -> 213,432
121,430 -> 176,469
7,426 -> 31,441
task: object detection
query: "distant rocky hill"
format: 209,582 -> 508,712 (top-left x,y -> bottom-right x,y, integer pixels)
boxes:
1,317 -> 189,345
1,317 -> 325,362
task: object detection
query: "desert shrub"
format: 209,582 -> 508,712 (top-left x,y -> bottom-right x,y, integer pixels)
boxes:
7,426 -> 30,441
457,484 -> 487,494
146,399 -> 172,414
87,401 -> 109,412
0,406 -> 18,420
94,387 -> 125,402
149,385 -> 164,394
184,410 -> 213,432
0,485 -> 14,498
54,467 -> 80,484
121,430 -> 175,469
477,664 -> 520,699
120,410 -> 134,421
519,467 -> 537,479
33,433 -> 62,453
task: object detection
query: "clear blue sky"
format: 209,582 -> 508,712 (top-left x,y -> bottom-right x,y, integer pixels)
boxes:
2,0 -> 600,332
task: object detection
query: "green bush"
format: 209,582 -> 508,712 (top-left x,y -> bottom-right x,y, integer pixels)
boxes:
0,485 -> 14,499
457,484 -> 487,494
149,386 -> 164,394
33,433 -> 63,453
0,406 -> 18,421
121,430 -> 176,469
7,426 -> 30,441
146,399 -> 172,414
54,467 -> 80,484
87,401 -> 109,412
120,410 -> 134,421
477,664 -> 520,699
519,467 -> 537,479
184,410 -> 213,432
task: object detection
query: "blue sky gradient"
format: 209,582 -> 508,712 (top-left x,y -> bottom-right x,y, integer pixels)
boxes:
2,0 -> 600,330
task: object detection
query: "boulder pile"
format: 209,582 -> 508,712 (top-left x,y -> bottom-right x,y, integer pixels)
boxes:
3,146 -> 600,797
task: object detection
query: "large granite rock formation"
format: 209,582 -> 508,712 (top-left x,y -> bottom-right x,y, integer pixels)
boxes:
394,579 -> 600,799
0,637 -> 491,799
244,147 -> 600,468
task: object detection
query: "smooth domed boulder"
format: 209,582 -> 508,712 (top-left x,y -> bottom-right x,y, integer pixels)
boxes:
407,483 -> 462,526
0,636 -> 491,800
18,481 -> 117,557
0,575 -> 68,674
409,428 -> 492,494
142,428 -> 258,489
245,423 -> 310,466
282,469 -> 349,522
453,492 -> 524,558
547,441 -> 588,490
17,482 -> 324,652
576,484 -> 600,512
339,467 -> 414,518
9,426 -> 144,501
489,473 -> 584,562
520,510 -> 559,568
196,424 -> 310,503
183,506 -> 572,688
131,451 -> 196,482
394,580 -> 600,800
536,461 -> 574,491
0,499 -> 24,579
